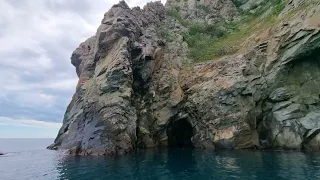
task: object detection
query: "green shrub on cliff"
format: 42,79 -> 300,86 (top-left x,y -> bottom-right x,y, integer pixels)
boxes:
164,0 -> 290,62
197,4 -> 211,14
183,0 -> 288,62
165,7 -> 188,26
188,23 -> 227,38
156,22 -> 177,42
182,22 -> 231,61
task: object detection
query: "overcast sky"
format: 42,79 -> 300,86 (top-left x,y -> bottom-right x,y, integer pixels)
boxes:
0,0 -> 166,138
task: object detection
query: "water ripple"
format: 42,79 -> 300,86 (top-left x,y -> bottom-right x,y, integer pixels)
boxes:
1,139 -> 320,180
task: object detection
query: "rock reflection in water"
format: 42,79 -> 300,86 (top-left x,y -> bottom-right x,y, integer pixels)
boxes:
56,150 -> 320,180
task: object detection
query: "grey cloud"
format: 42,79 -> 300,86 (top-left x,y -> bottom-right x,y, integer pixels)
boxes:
0,0 -> 166,125
0,0 -> 101,123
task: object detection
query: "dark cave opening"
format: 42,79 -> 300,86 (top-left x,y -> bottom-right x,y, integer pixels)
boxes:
167,118 -> 194,148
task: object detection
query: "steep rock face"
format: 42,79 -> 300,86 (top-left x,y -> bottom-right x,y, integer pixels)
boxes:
49,1 -> 166,155
180,2 -> 320,149
50,0 -> 320,155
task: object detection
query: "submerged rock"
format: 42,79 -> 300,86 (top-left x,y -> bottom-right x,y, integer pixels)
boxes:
49,0 -> 320,155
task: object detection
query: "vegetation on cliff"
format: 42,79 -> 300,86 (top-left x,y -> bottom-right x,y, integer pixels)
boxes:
163,0 -> 314,62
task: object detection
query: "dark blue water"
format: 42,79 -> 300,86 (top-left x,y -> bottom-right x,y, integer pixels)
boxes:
1,139 -> 320,180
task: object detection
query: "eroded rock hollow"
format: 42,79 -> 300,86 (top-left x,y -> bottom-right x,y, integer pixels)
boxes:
167,116 -> 194,147
49,0 -> 320,155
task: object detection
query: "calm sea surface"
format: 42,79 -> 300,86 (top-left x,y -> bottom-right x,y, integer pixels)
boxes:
0,138 -> 320,180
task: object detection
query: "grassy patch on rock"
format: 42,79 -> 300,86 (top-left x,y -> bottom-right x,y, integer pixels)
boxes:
166,0 -> 292,62
156,22 -> 177,42
188,0 -> 288,62
165,7 -> 189,26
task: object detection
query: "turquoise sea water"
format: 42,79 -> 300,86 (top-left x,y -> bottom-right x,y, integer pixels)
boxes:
1,139 -> 320,180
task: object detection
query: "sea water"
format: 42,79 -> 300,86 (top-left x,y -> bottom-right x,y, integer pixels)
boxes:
1,138 -> 320,180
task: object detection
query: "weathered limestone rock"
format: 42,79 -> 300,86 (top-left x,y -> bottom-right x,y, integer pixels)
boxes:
166,0 -> 239,21
50,0 -> 320,155
178,0 -> 320,150
239,0 -> 267,11
281,0 -> 309,14
49,1 -> 166,155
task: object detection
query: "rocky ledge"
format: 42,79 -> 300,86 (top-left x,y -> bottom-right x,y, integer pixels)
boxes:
49,0 -> 320,155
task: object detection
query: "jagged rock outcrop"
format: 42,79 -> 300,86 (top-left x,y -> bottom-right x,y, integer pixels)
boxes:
180,1 -> 320,150
49,1 -> 166,155
49,0 -> 320,155
166,0 -> 239,22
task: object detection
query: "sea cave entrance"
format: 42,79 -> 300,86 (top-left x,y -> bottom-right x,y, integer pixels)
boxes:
166,117 -> 194,148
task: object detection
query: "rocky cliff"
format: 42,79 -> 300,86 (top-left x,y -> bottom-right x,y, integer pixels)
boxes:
49,0 -> 320,155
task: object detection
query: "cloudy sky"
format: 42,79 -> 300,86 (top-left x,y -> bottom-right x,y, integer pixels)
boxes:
0,0 -> 166,138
